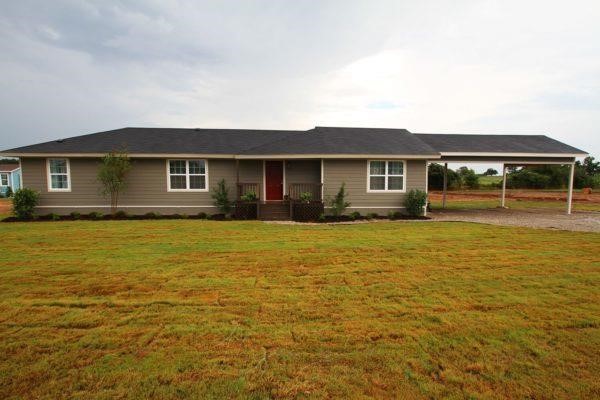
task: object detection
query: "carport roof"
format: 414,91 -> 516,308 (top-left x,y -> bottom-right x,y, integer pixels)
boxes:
414,133 -> 587,156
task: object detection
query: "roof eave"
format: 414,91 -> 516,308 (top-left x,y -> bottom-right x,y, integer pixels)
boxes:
439,151 -> 588,157
1,151 -> 441,159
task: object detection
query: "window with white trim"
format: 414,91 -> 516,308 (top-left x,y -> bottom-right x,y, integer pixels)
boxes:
47,158 -> 70,191
168,160 -> 207,191
368,160 -> 405,192
0,173 -> 8,186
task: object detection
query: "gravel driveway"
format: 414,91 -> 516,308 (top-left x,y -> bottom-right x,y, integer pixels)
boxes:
429,207 -> 600,232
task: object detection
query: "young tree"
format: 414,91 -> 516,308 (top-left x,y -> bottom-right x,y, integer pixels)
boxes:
328,183 -> 351,217
212,179 -> 232,215
483,168 -> 498,176
97,151 -> 131,215
427,163 -> 460,190
457,167 -> 479,189
583,156 -> 600,175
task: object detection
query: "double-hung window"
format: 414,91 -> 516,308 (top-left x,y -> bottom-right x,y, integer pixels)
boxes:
167,160 -> 207,191
368,160 -> 405,192
47,158 -> 71,191
0,173 -> 8,187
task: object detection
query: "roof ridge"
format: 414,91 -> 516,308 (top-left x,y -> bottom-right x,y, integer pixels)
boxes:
315,126 -> 411,131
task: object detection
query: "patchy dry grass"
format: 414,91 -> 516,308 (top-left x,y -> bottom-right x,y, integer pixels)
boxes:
0,220 -> 599,399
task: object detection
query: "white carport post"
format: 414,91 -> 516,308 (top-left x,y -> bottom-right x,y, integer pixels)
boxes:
501,164 -> 507,208
566,162 -> 575,215
442,162 -> 448,208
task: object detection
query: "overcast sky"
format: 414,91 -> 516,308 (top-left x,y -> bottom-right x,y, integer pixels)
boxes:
1,0 -> 598,170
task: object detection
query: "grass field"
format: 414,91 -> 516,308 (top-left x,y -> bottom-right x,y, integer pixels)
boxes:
0,220 -> 599,399
477,175 -> 503,188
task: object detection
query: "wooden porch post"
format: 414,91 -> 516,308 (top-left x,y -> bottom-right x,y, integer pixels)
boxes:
423,161 -> 429,216
566,162 -> 575,215
320,159 -> 324,201
235,159 -> 240,199
442,162 -> 448,209
501,164 -> 507,208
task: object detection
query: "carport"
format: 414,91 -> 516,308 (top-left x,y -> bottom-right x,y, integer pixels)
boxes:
415,134 -> 588,214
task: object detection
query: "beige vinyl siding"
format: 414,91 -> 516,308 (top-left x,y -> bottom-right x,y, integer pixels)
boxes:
238,160 -> 262,183
21,157 -> 246,214
34,206 -> 222,215
21,157 -> 428,216
322,159 -> 427,213
285,160 -> 320,184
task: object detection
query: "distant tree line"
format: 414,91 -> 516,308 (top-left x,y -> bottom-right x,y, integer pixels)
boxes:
428,164 -> 480,190
428,156 -> 600,190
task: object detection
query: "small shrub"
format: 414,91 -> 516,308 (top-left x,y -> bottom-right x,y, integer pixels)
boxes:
12,188 -> 39,220
70,211 -> 81,220
46,213 -> 61,221
388,211 -> 403,220
463,173 -> 479,189
240,191 -> 258,202
317,213 -> 326,222
197,212 -> 207,219
144,212 -> 160,219
212,179 -> 232,215
328,183 -> 350,217
349,211 -> 361,220
88,211 -> 104,220
114,210 -> 128,219
404,189 -> 428,217
181,213 -> 189,219
5,187 -> 13,198
507,169 -> 551,189
366,212 -> 378,220
299,191 -> 312,203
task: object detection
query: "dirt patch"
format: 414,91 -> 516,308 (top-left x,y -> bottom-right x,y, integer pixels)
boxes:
430,208 -> 600,232
429,190 -> 600,203
0,199 -> 11,215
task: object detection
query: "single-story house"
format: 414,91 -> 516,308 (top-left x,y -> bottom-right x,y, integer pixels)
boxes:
0,126 -> 587,218
0,163 -> 21,196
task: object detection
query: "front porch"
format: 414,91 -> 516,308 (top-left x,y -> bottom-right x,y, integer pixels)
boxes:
234,159 -> 324,220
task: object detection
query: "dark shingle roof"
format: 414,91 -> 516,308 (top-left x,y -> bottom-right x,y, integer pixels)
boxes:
1,127 -> 587,157
2,127 -> 302,155
240,127 -> 438,155
414,133 -> 586,154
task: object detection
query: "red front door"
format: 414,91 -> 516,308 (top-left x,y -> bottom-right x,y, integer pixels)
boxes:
265,161 -> 283,200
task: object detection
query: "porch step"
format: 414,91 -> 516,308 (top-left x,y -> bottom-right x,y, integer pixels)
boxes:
259,203 -> 291,221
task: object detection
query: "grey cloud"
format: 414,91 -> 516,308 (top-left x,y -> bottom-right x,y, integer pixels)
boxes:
0,0 -> 599,161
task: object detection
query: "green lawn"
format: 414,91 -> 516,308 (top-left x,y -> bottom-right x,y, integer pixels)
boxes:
477,175 -> 503,188
0,220 -> 599,399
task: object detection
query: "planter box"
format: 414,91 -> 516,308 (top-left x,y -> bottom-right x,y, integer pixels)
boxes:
234,201 -> 258,220
292,201 -> 324,222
